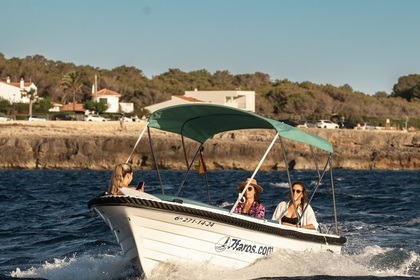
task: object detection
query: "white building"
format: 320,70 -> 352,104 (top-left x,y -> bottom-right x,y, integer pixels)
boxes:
48,102 -> 62,112
145,95 -> 203,113
92,89 -> 121,113
119,102 -> 134,113
0,77 -> 37,103
92,88 -> 134,114
145,90 -> 255,114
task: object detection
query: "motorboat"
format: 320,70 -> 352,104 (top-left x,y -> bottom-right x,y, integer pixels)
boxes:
88,104 -> 346,278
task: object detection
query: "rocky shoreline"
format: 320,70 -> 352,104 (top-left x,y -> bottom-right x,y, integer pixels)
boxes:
0,121 -> 419,171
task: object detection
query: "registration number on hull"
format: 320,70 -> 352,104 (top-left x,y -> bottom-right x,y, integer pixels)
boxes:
174,216 -> 215,227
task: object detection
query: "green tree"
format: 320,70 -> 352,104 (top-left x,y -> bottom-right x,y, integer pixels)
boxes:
84,100 -> 109,114
21,88 -> 37,116
392,74 -> 420,101
61,71 -> 83,111
265,87 -> 288,114
212,70 -> 234,89
374,91 -> 389,98
37,98 -> 54,113
1,52 -> 420,129
0,97 -> 11,114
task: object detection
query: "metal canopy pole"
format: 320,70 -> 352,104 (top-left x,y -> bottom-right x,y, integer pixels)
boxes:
126,122 -> 148,163
329,158 -> 340,235
200,146 -> 211,204
310,146 -> 321,179
305,153 -> 331,207
279,136 -> 293,190
147,125 -> 165,195
181,135 -> 189,167
175,143 -> 203,197
279,136 -> 300,221
180,136 -> 211,202
299,153 -> 331,227
230,133 -> 279,214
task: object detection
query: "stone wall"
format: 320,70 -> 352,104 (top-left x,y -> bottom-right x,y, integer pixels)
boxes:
0,122 -> 418,170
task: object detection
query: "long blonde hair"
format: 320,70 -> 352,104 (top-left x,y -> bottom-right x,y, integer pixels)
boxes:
108,163 -> 133,194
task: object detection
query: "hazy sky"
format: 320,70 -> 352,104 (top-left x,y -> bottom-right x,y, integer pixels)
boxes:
1,0 -> 419,95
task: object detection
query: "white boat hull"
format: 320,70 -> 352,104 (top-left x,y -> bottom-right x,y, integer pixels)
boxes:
90,193 -> 345,277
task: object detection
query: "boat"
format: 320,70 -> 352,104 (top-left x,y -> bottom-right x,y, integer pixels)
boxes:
88,104 -> 346,278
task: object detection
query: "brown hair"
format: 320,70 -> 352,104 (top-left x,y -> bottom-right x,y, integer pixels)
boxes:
254,189 -> 261,203
108,163 -> 133,195
239,185 -> 262,203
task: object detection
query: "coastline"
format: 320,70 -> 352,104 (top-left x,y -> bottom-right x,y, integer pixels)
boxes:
0,121 -> 419,170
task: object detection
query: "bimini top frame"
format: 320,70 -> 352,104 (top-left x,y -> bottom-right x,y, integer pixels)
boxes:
128,104 -> 339,235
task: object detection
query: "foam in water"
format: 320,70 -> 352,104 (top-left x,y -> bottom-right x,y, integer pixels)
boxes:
10,246 -> 418,279
10,254 -> 135,280
269,181 -> 289,189
149,247 -> 419,279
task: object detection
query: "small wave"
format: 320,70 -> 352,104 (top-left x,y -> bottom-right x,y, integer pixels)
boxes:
10,253 -> 135,280
407,217 -> 420,226
354,245 -> 420,277
147,247 -> 420,279
7,246 -> 418,279
269,182 -> 289,188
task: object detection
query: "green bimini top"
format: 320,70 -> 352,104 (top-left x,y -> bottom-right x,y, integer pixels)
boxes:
148,104 -> 333,153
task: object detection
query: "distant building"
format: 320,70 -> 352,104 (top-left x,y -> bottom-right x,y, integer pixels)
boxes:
92,89 -> 121,113
145,95 -> 203,113
119,102 -> 134,113
0,77 -> 37,103
145,90 -> 255,114
48,102 -> 62,112
92,88 -> 134,114
60,102 -> 85,112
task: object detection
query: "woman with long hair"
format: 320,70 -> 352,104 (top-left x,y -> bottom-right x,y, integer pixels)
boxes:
272,181 -> 318,230
108,163 -> 134,195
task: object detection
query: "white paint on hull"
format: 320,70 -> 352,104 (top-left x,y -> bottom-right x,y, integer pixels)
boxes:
93,198 -> 343,277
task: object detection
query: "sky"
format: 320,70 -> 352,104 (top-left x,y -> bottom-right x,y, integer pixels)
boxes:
1,0 -> 420,95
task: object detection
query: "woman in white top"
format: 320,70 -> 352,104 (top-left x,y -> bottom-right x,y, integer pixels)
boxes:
272,181 -> 318,230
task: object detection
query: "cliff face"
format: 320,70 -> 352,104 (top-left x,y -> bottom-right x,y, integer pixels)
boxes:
0,122 -> 419,170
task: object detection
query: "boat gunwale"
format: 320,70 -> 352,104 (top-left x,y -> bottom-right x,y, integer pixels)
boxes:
88,194 -> 347,246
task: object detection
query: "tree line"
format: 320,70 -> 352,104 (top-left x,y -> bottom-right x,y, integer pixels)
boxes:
0,53 -> 419,128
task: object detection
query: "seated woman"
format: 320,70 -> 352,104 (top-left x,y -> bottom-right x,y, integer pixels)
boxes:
272,181 -> 318,230
234,178 -> 266,219
108,163 -> 135,195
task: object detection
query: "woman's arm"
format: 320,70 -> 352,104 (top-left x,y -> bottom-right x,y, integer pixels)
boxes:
272,201 -> 287,220
301,204 -> 318,230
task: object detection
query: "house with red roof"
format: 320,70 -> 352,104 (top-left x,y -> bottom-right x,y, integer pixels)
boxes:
92,88 -> 133,113
50,88 -> 133,114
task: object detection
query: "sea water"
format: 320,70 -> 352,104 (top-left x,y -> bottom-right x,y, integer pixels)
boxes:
0,169 -> 419,279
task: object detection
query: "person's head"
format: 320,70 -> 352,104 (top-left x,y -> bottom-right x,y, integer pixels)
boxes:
290,181 -> 308,207
108,163 -> 133,194
237,178 -> 263,202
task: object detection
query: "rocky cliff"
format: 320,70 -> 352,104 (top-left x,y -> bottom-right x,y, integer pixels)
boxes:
0,122 -> 418,170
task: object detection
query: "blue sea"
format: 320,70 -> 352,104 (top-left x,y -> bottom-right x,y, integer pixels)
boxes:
0,169 -> 419,280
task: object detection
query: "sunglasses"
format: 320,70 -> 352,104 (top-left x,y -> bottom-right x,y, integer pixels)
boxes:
241,186 -> 254,192
292,189 -> 302,194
